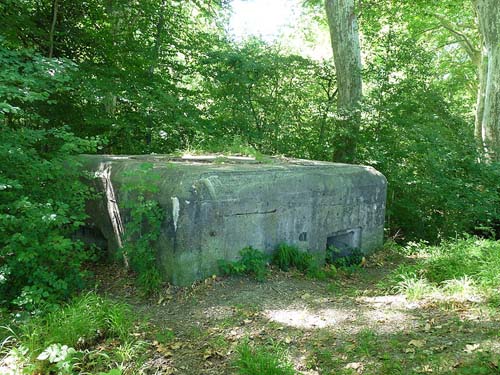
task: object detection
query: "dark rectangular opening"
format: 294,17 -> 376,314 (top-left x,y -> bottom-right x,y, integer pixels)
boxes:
327,228 -> 361,258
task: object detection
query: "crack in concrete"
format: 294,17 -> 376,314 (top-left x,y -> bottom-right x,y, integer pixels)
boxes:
228,209 -> 278,216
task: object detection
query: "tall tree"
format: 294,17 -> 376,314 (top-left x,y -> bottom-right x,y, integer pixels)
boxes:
324,0 -> 362,162
475,0 -> 500,161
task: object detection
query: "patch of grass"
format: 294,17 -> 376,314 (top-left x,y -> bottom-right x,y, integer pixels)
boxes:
21,293 -> 132,351
0,293 -> 138,374
233,341 -> 296,375
155,328 -> 175,345
219,247 -> 269,282
449,351 -> 500,375
382,237 -> 500,301
272,244 -> 325,279
441,276 -> 478,299
395,275 -> 435,300
356,328 -> 378,356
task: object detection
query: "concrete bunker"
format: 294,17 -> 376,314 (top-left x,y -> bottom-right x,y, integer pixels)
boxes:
81,154 -> 387,285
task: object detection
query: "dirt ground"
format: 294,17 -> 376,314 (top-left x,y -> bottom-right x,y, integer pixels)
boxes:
96,251 -> 500,375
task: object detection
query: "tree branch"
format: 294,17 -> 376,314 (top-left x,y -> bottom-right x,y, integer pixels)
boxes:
431,13 -> 480,66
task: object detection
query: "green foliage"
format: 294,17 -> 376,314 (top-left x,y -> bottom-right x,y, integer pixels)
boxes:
1,293 -> 134,374
0,44 -> 98,310
451,352 -> 500,375
121,164 -> 165,294
360,28 -> 500,241
383,237 -> 500,300
327,246 -> 364,269
272,243 -> 321,277
233,341 -> 296,375
219,247 -> 269,282
199,40 -> 338,160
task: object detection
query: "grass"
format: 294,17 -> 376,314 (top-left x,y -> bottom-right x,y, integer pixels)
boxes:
3,236 -> 500,374
382,236 -> 500,301
233,341 -> 296,375
219,243 -> 343,282
0,293 -> 143,374
219,246 -> 269,282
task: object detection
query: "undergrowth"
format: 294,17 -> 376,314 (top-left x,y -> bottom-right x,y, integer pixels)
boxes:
219,243 -> 351,281
0,293 -> 144,374
381,236 -> 500,302
219,247 -> 269,282
121,163 -> 165,294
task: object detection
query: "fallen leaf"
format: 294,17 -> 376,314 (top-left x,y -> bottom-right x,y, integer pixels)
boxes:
169,342 -> 182,350
464,343 -> 480,353
345,362 -> 364,373
408,339 -> 426,348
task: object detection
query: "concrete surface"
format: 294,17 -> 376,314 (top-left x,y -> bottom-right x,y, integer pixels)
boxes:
81,154 -> 387,285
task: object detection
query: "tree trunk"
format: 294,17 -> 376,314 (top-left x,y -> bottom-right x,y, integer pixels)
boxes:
325,0 -> 363,162
48,0 -> 59,58
475,49 -> 487,149
476,0 -> 500,162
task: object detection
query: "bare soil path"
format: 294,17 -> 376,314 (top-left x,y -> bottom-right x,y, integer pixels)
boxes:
96,251 -> 500,374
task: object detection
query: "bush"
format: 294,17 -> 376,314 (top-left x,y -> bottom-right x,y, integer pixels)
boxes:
0,127 -> 97,310
0,45 -> 98,310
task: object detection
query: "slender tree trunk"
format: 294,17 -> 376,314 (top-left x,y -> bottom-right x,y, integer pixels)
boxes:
475,50 -> 487,147
103,0 -> 124,117
475,0 -> 500,162
48,0 -> 59,58
325,0 -> 363,162
149,0 -> 167,76
146,0 -> 167,148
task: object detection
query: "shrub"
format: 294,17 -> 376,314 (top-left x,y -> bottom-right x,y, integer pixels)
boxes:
0,128 -> 97,310
0,46 -> 98,310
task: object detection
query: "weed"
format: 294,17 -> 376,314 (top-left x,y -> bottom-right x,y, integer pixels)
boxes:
233,341 -> 296,375
383,237 -> 500,301
219,247 -> 269,282
395,275 -> 435,300
122,164 -> 165,294
441,276 -> 478,300
272,243 -> 320,276
356,328 -> 378,356
327,246 -> 364,270
155,328 -> 175,345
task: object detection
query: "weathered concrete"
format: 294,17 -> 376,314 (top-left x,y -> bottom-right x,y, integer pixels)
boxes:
81,155 -> 387,285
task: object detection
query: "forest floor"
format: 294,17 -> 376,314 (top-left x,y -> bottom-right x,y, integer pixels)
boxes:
96,248 -> 500,375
